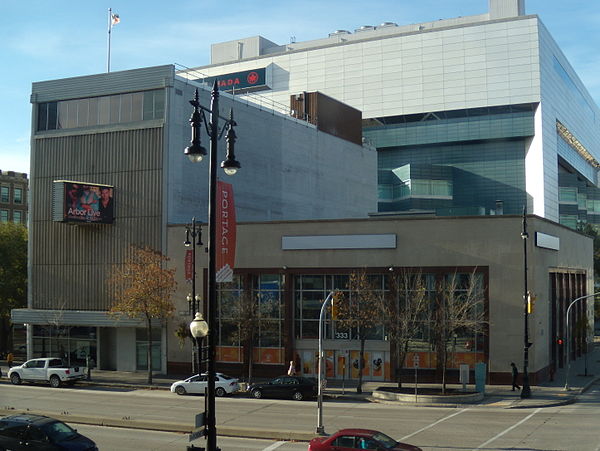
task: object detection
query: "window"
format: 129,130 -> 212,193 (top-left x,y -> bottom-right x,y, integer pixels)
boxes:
559,187 -> 578,203
13,210 -> 22,224
37,89 -> 165,131
0,210 -> 8,222
13,188 -> 23,204
0,186 -> 9,203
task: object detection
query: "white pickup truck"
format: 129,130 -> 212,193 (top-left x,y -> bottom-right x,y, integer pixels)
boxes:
8,357 -> 86,388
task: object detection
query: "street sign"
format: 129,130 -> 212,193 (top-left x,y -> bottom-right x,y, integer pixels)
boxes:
189,413 -> 206,441
189,427 -> 206,441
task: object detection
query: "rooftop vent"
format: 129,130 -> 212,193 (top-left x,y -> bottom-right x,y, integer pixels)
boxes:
379,22 -> 398,27
355,25 -> 375,32
328,30 -> 351,37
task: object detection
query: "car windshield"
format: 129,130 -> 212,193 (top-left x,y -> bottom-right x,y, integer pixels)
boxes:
40,421 -> 78,442
372,432 -> 397,448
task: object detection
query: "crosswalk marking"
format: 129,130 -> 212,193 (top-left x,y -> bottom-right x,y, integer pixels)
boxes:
262,440 -> 287,451
475,407 -> 541,449
400,408 -> 470,441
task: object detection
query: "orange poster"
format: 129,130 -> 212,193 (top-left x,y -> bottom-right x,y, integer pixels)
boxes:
217,346 -> 241,362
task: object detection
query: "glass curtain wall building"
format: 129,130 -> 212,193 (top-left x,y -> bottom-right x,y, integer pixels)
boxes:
182,0 -> 600,230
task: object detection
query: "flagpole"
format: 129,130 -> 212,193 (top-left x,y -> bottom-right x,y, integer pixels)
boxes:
107,8 -> 112,73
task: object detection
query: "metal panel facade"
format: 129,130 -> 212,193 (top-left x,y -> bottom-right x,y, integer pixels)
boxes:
31,65 -> 174,102
30,127 -> 164,311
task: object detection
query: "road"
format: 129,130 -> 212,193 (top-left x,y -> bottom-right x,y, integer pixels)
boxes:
74,424 -> 308,450
1,382 -> 600,450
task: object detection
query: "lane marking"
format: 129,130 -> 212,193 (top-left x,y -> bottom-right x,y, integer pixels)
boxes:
262,441 -> 287,451
475,407 -> 541,449
400,408 -> 470,441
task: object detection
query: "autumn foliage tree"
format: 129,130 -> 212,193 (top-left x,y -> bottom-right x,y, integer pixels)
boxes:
219,281 -> 278,384
108,245 -> 177,384
0,223 -> 27,353
333,271 -> 384,393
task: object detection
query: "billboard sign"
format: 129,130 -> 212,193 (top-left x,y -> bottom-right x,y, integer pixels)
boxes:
197,67 -> 269,92
53,180 -> 114,224
216,181 -> 236,282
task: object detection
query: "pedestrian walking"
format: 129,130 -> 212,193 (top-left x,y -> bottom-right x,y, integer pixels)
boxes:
511,362 -> 520,391
287,360 -> 296,376
7,351 -> 14,368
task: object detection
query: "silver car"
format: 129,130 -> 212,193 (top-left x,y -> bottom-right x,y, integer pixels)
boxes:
170,373 -> 240,397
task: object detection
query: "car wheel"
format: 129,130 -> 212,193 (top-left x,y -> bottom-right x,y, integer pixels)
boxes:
10,373 -> 21,385
215,387 -> 226,397
252,389 -> 263,399
50,375 -> 61,388
175,385 -> 187,395
292,391 -> 304,401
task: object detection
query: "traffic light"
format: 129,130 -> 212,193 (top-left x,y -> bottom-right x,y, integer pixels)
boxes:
556,338 -> 564,345
330,299 -> 338,320
527,291 -> 537,314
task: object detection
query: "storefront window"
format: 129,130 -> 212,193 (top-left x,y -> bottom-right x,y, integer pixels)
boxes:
31,325 -> 97,366
135,327 -> 161,371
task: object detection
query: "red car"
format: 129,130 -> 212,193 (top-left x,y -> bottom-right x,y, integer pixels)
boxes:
308,428 -> 422,451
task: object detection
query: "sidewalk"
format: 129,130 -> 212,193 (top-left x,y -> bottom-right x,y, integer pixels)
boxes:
4,343 -> 598,408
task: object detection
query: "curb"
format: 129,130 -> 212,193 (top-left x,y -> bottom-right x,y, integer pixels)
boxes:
0,408 -> 315,442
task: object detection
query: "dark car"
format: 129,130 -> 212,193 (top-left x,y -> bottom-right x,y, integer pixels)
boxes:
308,428 -> 422,451
0,414 -> 97,450
248,375 -> 317,401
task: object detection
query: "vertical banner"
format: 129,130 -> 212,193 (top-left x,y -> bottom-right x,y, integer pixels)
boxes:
216,181 -> 236,282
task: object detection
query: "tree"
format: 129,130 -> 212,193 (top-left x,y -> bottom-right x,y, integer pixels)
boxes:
382,270 -> 429,388
0,223 -> 27,353
108,245 -> 177,384
220,282 -> 278,384
333,271 -> 385,393
429,271 -> 487,393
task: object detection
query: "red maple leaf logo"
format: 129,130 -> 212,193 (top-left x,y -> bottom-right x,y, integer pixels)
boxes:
247,72 -> 259,84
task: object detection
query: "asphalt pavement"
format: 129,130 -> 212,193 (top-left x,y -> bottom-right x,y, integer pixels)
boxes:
1,342 -> 599,441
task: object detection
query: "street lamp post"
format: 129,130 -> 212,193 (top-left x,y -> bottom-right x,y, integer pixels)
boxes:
189,312 -> 209,450
185,218 -> 203,374
184,82 -> 241,451
316,291 -> 335,435
521,208 -> 532,399
564,292 -> 600,390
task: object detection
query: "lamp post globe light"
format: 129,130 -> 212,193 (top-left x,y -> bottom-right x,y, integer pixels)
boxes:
184,81 -> 240,451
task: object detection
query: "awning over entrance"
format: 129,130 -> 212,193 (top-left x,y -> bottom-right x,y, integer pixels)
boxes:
11,309 -> 160,328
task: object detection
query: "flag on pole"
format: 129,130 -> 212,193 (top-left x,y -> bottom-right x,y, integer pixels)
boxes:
111,13 -> 120,26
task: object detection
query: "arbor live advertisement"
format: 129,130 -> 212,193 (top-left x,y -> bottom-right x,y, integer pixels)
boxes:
63,181 -> 114,224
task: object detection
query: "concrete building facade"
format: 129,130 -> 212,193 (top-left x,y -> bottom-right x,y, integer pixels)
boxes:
15,65 -> 375,372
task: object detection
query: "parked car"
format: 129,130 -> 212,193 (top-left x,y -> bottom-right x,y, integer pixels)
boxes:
0,414 -> 97,450
308,428 -> 422,451
8,357 -> 86,388
248,375 -> 317,401
170,372 -> 240,397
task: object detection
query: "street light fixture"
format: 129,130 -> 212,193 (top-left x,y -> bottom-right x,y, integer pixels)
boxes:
185,218 -> 203,375
184,82 -> 240,451
521,207 -> 532,399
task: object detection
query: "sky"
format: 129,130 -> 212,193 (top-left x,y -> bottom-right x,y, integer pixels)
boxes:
2,0 -> 599,174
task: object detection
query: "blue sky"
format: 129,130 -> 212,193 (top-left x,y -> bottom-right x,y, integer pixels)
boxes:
2,0 -> 599,174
